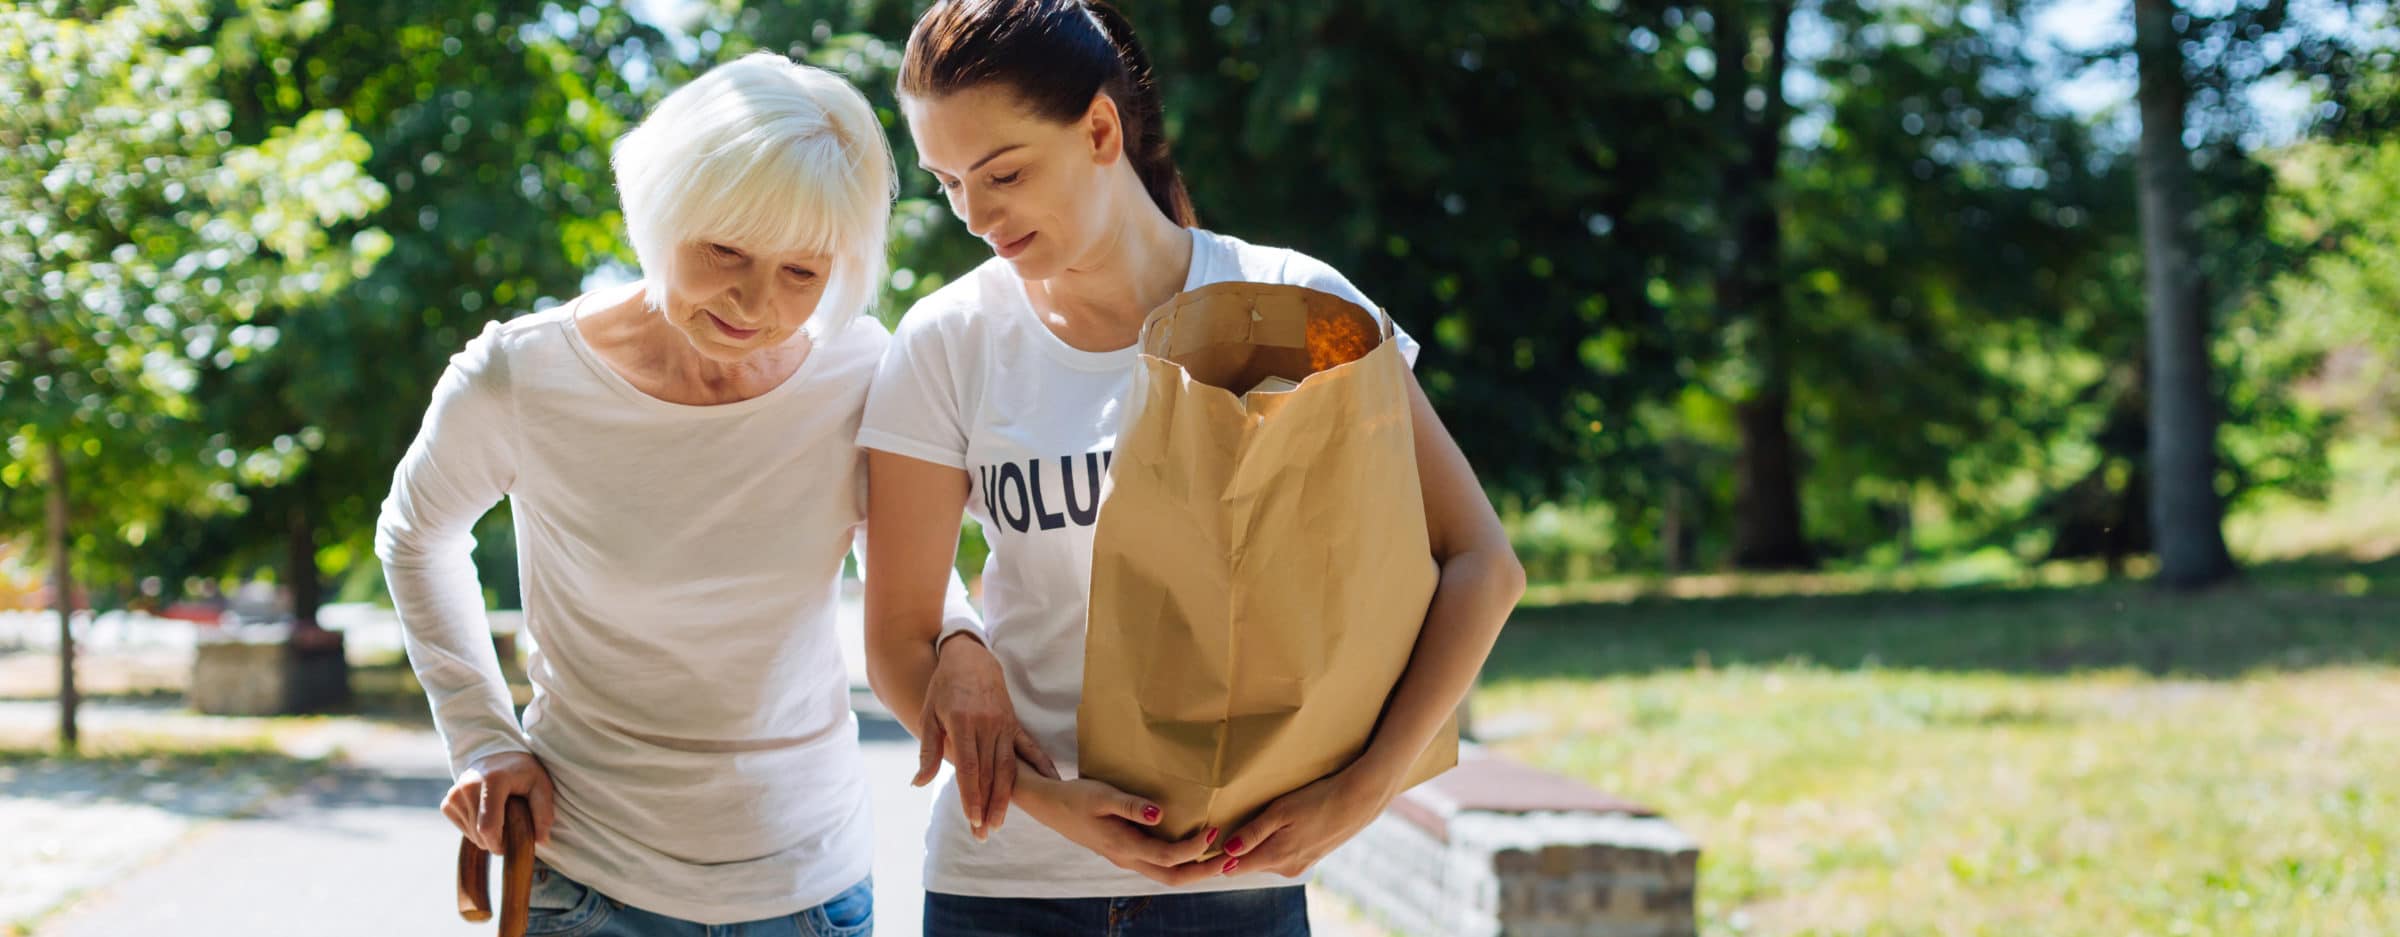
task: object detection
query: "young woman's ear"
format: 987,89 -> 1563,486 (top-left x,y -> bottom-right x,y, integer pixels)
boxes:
1084,92 -> 1126,167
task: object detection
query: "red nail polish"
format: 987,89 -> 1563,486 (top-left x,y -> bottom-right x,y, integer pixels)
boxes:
1142,805 -> 1160,822
1225,837 -> 1244,854
1205,827 -> 1220,846
1221,857 -> 1240,874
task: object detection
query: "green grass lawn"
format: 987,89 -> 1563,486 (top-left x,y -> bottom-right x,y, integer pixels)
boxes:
1472,552 -> 2400,935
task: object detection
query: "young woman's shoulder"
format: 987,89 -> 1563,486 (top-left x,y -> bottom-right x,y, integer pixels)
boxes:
1197,229 -> 1419,363
1196,228 -> 1376,310
888,257 -> 1013,348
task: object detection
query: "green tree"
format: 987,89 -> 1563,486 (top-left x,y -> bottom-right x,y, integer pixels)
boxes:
2255,135 -> 2400,450
0,0 -> 387,748
1707,0 -> 1810,568
2105,0 -> 2369,587
1159,3 -> 1718,516
134,0 -> 670,620
1778,0 -> 2141,565
302,0 -> 2363,585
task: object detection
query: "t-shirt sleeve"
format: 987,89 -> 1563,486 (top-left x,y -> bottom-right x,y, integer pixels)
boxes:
1279,250 -> 1423,369
858,302 -> 972,469
847,309 -> 988,642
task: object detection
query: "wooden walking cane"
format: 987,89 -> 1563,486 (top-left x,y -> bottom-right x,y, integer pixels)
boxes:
455,794 -> 536,937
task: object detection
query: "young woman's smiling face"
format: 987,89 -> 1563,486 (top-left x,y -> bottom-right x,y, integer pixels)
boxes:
904,84 -> 1136,282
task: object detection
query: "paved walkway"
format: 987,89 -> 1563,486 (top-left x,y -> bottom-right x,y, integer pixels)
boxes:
4,598 -> 1383,936
26,710 -> 941,937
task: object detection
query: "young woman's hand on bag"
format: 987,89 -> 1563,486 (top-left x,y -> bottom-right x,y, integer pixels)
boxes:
917,634 -> 1059,840
1215,765 -> 1394,879
443,750 -> 557,853
1013,772 -> 1221,887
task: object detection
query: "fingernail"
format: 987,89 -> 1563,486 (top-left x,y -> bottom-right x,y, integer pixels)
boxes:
1141,805 -> 1160,823
1205,827 -> 1220,846
1221,857 -> 1240,874
1226,837 -> 1245,854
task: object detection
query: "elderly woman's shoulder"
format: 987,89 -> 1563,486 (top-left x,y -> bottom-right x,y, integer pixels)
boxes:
886,260 -> 1005,344
441,304 -> 578,386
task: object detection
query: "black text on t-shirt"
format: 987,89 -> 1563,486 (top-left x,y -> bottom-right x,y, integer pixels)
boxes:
976,450 -> 1115,535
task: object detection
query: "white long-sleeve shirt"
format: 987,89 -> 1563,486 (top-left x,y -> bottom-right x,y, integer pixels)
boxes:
375,288 -> 963,924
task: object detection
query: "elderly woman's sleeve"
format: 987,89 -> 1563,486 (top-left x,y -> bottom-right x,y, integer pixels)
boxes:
374,322 -> 529,777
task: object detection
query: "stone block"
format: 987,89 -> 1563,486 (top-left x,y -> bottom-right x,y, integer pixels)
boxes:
1316,747 -> 1699,937
191,627 -> 351,716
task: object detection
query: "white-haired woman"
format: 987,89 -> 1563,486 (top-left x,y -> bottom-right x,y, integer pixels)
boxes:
377,52 -> 960,936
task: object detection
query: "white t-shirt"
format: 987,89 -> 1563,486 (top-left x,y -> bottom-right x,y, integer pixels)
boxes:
375,287 -> 920,924
857,228 -> 1420,898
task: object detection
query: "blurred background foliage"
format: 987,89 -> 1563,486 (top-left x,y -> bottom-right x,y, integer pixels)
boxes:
3,0 -> 2396,612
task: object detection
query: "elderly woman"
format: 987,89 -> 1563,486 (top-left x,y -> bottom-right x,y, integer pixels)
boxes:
376,52 -> 958,937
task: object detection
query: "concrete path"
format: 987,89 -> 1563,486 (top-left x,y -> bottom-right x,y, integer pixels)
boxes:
28,710 -> 940,937
9,595 -> 1382,935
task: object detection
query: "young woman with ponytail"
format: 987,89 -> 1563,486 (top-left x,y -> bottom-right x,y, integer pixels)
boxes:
855,3 -> 1526,933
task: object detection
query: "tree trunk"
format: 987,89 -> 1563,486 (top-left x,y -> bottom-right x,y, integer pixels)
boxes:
287,500 -> 321,629
2134,0 -> 2237,588
1896,498 -> 1918,566
46,438 -> 77,752
1662,479 -> 1688,576
1720,0 -> 1813,570
1732,392 -> 1810,569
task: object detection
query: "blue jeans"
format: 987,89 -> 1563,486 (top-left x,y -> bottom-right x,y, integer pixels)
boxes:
923,888 -> 1309,937
523,863 -> 873,937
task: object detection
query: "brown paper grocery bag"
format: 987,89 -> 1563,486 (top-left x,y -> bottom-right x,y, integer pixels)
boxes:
1079,281 -> 1458,844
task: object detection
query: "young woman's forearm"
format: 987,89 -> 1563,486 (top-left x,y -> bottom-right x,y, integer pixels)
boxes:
1354,545 -> 1524,789
1353,377 -> 1528,792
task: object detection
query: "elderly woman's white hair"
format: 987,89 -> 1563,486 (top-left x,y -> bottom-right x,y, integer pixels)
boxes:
612,52 -> 896,336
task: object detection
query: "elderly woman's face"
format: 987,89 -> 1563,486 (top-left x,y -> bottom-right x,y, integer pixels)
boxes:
660,240 -> 831,360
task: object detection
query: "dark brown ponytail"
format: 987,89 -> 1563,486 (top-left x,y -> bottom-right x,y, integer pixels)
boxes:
899,0 -> 1197,227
